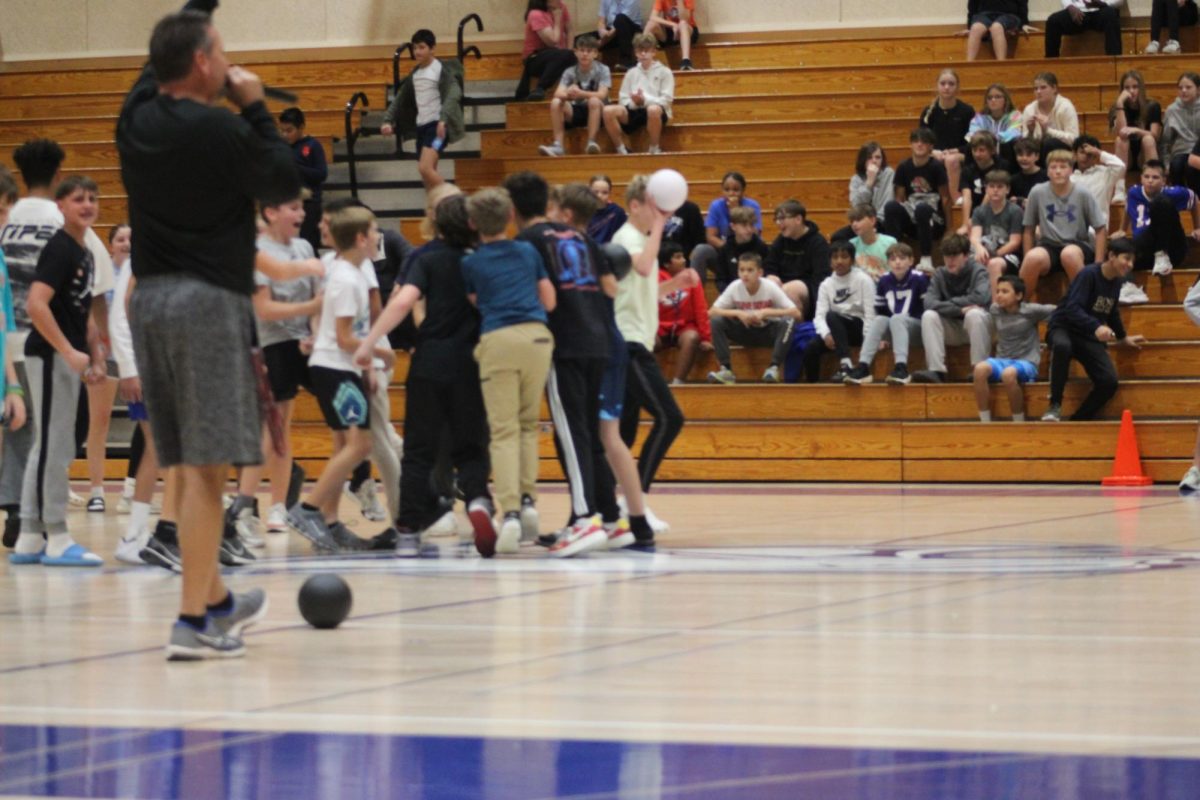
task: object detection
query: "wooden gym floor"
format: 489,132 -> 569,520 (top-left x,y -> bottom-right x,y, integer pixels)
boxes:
3,480 -> 1200,798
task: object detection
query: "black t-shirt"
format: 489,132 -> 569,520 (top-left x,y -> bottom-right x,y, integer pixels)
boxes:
918,100 -> 976,154
959,155 -> 1012,208
1010,167 -> 1048,202
25,229 -> 93,359
372,229 -> 417,349
117,37 -> 299,296
716,235 -> 769,288
1111,99 -> 1163,133
895,158 -> 949,211
662,200 -> 707,258
517,222 -> 612,361
403,240 -> 480,378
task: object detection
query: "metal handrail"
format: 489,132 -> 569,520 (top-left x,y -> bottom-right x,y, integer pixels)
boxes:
392,43 -> 414,93
343,92 -> 369,198
457,14 -> 483,61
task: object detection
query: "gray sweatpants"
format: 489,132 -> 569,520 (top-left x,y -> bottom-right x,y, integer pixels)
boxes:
920,308 -> 993,373
20,354 -> 81,534
367,365 -> 403,521
0,361 -> 32,507
711,316 -> 793,368
858,315 -> 923,367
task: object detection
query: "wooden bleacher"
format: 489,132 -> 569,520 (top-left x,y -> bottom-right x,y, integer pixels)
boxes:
14,20 -> 1200,484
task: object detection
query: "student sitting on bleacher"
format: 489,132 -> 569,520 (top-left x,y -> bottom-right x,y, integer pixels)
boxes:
1009,138 -> 1049,209
646,0 -> 699,71
596,0 -> 644,71
973,275 -> 1056,422
1110,70 -> 1162,200
764,199 -> 831,320
1022,72 -> 1079,160
715,206 -> 769,293
538,35 -> 611,157
1042,237 -> 1147,422
518,0 -> 576,102
587,175 -> 628,243
918,69 -> 974,204
958,131 -> 1010,234
912,233 -> 992,384
601,33 -> 675,155
800,241 -> 877,384
657,241 -> 712,384
849,142 -> 896,223
967,85 -> 1023,161
883,128 -> 952,274
848,204 -> 897,282
706,252 -> 799,385
845,243 -> 929,386
1044,0 -> 1123,58
1070,134 -> 1125,228
1167,72 -> 1200,191
962,0 -> 1033,61
970,169 -> 1024,296
1117,159 -> 1200,278
705,171 -> 763,251
1145,0 -> 1197,53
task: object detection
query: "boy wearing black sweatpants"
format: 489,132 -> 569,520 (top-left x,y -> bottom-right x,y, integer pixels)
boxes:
1043,238 -> 1147,422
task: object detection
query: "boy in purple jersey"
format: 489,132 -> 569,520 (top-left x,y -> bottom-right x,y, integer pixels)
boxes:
845,242 -> 929,385
1118,159 -> 1200,277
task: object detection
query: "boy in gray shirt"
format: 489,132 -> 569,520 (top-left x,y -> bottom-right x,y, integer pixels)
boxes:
1018,149 -> 1107,301
539,35 -> 612,157
972,275 -> 1056,422
911,233 -> 992,384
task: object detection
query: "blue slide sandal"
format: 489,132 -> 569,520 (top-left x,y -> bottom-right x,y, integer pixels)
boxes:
8,548 -> 45,565
41,543 -> 103,567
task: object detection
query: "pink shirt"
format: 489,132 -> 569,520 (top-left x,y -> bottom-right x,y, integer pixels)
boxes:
523,6 -> 571,58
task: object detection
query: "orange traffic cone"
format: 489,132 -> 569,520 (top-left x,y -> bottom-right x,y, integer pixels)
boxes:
1102,409 -> 1153,486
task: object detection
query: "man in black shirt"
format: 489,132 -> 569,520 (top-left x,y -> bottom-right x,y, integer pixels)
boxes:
118,1 -> 307,661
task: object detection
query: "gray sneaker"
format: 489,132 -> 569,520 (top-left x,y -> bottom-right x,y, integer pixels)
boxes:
166,619 -> 245,661
140,536 -> 182,573
520,494 -> 540,543
707,367 -> 736,384
538,142 -> 565,157
329,521 -> 370,552
1041,403 -> 1062,422
394,531 -> 420,558
218,529 -> 256,566
287,504 -> 339,552
210,588 -> 268,638
1164,39 -> 1182,54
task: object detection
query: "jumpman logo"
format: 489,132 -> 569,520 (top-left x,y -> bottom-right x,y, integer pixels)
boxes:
1045,202 -> 1077,223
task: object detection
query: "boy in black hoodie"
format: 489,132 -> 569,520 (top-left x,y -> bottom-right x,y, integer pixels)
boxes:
764,199 -> 830,320
1042,238 -> 1147,421
715,205 -> 769,292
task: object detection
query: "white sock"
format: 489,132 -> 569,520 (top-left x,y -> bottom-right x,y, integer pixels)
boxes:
127,501 -> 151,540
90,486 -> 104,498
122,477 -> 136,498
14,532 -> 43,555
840,357 -> 852,369
1012,413 -> 1026,422
978,410 -> 992,422
46,532 -> 76,558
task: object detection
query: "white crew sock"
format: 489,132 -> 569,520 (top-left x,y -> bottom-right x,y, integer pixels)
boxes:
978,410 -> 992,422
127,501 -> 152,540
1012,413 -> 1026,422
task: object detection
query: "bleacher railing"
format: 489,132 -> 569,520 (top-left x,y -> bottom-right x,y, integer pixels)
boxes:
343,91 -> 369,198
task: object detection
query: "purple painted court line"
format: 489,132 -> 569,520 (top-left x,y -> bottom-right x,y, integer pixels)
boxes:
537,484 -> 1184,498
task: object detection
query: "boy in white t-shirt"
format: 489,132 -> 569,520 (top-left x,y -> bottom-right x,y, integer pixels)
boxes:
381,29 -> 463,190
707,251 -> 801,384
287,206 -> 392,553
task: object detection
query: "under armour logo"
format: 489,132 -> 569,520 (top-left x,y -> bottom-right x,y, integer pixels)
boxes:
1045,203 -> 1077,223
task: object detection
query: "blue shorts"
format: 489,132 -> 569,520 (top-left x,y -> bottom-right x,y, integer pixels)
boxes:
970,12 -> 1020,30
985,358 -> 1038,383
599,327 -> 628,421
127,401 -> 148,422
416,121 -> 445,153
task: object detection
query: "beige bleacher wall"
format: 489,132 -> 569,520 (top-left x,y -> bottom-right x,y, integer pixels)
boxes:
0,0 -> 1155,63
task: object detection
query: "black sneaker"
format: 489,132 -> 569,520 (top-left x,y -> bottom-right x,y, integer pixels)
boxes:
369,526 -> 399,551
910,369 -> 946,384
286,462 -> 306,509
2,510 -> 19,549
329,521 -> 370,552
886,364 -> 911,385
140,535 -> 183,573
828,367 -> 852,384
680,58 -> 694,71
528,87 -> 545,101
844,364 -> 873,385
535,532 -> 559,548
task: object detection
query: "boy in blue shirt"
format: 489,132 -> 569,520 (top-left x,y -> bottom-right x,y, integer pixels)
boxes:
461,188 -> 557,555
1119,159 -> 1200,277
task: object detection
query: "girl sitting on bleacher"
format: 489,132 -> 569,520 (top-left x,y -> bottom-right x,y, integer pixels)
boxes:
704,171 -> 763,250
967,84 -> 1022,163
1021,71 -> 1079,161
1163,72 -> 1200,192
918,69 -> 974,206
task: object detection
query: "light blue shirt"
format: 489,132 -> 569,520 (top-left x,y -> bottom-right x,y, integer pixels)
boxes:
599,0 -> 644,26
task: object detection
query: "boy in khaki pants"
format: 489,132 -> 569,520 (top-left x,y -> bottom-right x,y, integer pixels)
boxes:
461,189 -> 556,556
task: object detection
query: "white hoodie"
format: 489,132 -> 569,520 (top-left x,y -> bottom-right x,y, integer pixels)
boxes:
619,60 -> 675,117
814,267 -> 877,338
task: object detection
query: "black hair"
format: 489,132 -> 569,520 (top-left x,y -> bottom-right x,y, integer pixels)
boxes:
997,274 -> 1026,297
411,28 -> 436,48
12,138 -> 65,190
107,222 -> 131,243
54,174 -> 98,201
1142,159 -> 1167,174
1108,237 -> 1135,256
502,170 -> 549,220
525,0 -> 549,20
0,168 -> 17,203
658,240 -> 684,267
830,239 -> 856,260
910,128 -> 937,145
720,171 -> 747,191
1072,134 -> 1102,151
323,196 -> 370,214
149,10 -> 212,84
854,141 -> 887,178
279,107 -> 306,128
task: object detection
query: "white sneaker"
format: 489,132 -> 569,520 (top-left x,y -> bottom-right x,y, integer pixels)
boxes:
1152,251 -> 1173,276
762,365 -> 780,383
585,140 -> 601,155
116,494 -> 134,514
648,145 -> 663,155
1112,181 -> 1126,205
1144,40 -> 1161,54
68,490 -> 86,507
497,515 -> 521,554
707,366 -> 736,384
426,509 -> 460,536
346,479 -> 388,522
115,528 -> 152,565
548,515 -> 608,558
918,256 -> 935,274
234,507 -> 265,548
616,144 -> 629,155
1164,39 -> 1182,54
644,505 -> 670,535
1119,282 -> 1149,305
1180,466 -> 1200,494
538,142 -> 564,157
266,502 -> 288,533
953,195 -> 963,207
604,518 -> 636,550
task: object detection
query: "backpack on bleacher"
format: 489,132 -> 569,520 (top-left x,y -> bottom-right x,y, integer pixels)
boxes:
783,321 -> 818,383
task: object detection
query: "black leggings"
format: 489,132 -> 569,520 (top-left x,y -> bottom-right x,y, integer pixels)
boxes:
1134,194 -> 1189,269
1170,152 -> 1200,193
619,343 -> 684,493
516,47 -> 577,99
883,200 -> 944,259
599,14 -> 642,64
1151,0 -> 1199,40
801,313 -> 865,382
1047,326 -> 1118,421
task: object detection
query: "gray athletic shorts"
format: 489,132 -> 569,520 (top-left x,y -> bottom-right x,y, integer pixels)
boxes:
130,274 -> 262,468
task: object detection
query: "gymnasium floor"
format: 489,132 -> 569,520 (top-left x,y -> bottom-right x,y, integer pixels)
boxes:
3,481 -> 1200,799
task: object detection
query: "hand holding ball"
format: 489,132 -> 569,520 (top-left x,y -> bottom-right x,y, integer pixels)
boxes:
647,169 -> 689,214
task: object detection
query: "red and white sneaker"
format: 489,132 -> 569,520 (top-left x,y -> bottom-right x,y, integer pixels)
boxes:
467,498 -> 497,558
548,515 -> 608,558
604,518 -> 635,550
